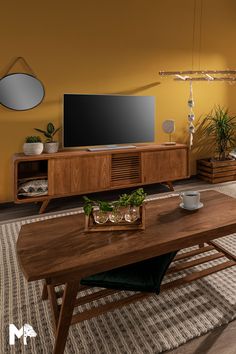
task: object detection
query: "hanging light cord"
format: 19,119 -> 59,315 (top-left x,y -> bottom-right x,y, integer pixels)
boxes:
198,0 -> 203,70
191,0 -> 197,70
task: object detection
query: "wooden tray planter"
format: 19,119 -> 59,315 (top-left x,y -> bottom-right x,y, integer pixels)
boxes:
85,205 -> 146,232
197,158 -> 236,183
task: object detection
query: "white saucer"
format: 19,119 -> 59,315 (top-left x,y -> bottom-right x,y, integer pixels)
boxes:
179,202 -> 203,211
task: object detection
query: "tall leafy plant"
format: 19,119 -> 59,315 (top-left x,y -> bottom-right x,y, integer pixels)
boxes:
200,106 -> 236,160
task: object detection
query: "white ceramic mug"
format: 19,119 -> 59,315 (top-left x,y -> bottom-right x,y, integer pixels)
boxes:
180,191 -> 200,209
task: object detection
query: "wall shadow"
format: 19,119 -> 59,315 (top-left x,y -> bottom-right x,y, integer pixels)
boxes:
108,82 -> 161,95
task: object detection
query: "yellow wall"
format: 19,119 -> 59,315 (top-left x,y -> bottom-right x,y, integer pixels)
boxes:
1,0 -> 236,202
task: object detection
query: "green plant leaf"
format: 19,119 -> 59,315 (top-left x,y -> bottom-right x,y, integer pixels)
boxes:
83,203 -> 93,216
98,201 -> 113,212
52,127 -> 61,136
47,123 -> 55,134
83,196 -> 90,202
34,128 -> 47,134
82,195 -> 94,215
45,132 -> 52,138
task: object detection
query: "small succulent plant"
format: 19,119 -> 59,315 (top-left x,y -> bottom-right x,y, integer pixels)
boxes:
34,122 -> 61,143
25,136 -> 42,143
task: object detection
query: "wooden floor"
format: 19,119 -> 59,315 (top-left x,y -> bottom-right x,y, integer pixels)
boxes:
1,177 -> 235,354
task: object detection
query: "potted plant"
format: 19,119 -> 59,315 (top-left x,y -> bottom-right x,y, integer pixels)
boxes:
23,136 -> 44,156
35,122 -> 61,153
197,106 -> 236,183
83,188 -> 146,225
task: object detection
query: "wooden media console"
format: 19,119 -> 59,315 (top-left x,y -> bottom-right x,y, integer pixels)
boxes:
13,144 -> 189,213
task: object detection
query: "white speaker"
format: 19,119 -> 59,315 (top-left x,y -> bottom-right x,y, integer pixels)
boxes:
162,120 -> 176,145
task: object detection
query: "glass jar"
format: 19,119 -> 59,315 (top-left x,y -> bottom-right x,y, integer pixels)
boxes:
93,209 -> 109,224
109,208 -> 124,223
124,206 -> 139,223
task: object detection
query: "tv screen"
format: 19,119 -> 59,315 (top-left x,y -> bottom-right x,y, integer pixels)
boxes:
63,94 -> 155,148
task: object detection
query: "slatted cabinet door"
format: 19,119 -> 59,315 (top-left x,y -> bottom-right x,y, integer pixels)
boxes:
111,153 -> 141,187
142,148 -> 188,184
70,155 -> 110,193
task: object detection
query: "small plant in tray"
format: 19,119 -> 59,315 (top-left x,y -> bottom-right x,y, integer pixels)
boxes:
83,188 -> 147,231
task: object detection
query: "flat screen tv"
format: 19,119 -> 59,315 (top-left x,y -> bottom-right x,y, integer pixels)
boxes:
63,94 -> 155,149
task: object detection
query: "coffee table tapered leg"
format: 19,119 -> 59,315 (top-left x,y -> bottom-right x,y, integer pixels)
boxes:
42,280 -> 48,300
53,281 -> 80,354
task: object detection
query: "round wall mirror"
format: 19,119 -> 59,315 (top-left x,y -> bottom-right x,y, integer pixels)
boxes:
0,73 -> 45,110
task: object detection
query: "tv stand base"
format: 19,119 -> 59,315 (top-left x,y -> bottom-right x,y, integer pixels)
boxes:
88,145 -> 136,152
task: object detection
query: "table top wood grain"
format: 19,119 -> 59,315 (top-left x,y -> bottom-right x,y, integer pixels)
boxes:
17,190 -> 236,282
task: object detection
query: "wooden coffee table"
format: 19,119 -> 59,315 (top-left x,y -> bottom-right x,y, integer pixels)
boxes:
17,190 -> 236,354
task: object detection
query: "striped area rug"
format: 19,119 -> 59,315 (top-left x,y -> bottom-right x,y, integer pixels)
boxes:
1,185 -> 236,354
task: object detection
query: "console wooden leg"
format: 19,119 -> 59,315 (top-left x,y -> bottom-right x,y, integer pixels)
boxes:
165,181 -> 174,191
39,199 -> 50,214
53,281 -> 80,354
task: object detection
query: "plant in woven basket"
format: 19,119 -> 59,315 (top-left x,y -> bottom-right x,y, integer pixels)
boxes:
35,122 -> 61,153
199,106 -> 236,161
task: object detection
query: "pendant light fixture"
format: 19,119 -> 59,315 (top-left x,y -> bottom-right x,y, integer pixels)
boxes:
159,0 -> 236,147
